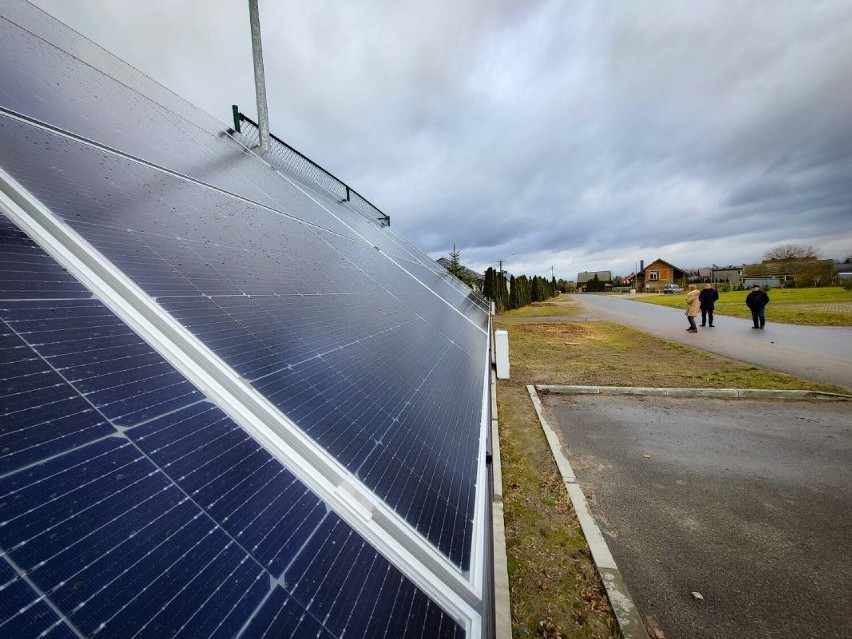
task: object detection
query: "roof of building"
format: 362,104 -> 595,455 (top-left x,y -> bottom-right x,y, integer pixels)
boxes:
577,270 -> 613,283
638,259 -> 688,278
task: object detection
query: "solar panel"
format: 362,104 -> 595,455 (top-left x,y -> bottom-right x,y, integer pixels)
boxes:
0,217 -> 463,638
0,5 -> 487,318
1,1 -> 491,636
0,111 -> 485,570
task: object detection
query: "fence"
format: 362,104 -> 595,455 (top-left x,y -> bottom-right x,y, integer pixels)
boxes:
230,108 -> 390,227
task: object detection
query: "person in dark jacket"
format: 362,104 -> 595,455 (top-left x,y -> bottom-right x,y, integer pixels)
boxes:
745,285 -> 770,329
699,283 -> 719,327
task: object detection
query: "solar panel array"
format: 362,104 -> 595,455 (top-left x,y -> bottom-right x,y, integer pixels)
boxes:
0,2 -> 490,638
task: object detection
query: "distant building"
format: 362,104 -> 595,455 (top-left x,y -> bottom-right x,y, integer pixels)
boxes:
710,265 -> 743,288
636,259 -> 688,293
834,259 -> 852,284
577,270 -> 613,285
576,270 -> 612,292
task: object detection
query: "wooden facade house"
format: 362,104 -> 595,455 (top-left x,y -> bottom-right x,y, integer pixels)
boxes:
636,259 -> 688,292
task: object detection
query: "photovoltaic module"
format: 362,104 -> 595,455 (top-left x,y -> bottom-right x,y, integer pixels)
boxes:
0,2 -> 493,637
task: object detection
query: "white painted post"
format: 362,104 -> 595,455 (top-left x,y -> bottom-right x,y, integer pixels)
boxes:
495,329 -> 510,379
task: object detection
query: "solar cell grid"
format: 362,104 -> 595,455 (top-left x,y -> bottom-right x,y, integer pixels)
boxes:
1,4 -> 485,332
282,516 -> 462,639
0,557 -> 77,639
0,437 -> 275,639
0,2 -> 228,138
4,301 -> 202,426
1,111 -> 483,336
0,13 -> 364,238
323,196 -> 489,321
0,323 -> 112,474
0,221 -> 465,637
241,586 -> 332,639
388,258 -> 490,329
0,112 -> 486,569
245,137 -> 484,322
1,3 -> 491,633
0,216 -> 91,300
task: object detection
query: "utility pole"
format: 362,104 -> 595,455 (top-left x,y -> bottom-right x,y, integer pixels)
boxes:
248,0 -> 270,153
498,252 -> 516,276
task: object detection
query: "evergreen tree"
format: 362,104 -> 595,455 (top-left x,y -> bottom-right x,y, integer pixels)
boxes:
485,268 -> 560,314
586,273 -> 604,292
511,276 -> 519,309
483,267 -> 496,301
484,266 -> 509,312
446,245 -> 467,281
535,276 -> 547,302
497,271 -> 509,312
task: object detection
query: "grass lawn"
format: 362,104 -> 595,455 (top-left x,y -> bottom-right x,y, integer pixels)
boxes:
493,297 -> 845,638
500,303 -> 569,318
629,286 -> 852,325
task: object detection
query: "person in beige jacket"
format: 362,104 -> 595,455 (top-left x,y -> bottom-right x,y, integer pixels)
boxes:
685,284 -> 700,332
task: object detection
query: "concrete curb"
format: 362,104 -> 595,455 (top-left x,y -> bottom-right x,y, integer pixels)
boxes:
537,385 -> 852,400
491,370 -> 512,639
526,385 -> 648,639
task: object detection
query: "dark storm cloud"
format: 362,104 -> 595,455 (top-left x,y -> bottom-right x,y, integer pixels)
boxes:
30,0 -> 852,277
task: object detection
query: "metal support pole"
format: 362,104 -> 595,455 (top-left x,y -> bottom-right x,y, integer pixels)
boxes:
248,0 -> 270,153
231,105 -> 241,133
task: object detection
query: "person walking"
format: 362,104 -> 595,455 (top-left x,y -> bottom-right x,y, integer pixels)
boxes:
699,283 -> 719,327
685,284 -> 700,332
745,284 -> 770,329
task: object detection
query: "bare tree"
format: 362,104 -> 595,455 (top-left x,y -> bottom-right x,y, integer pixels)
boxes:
762,243 -> 818,262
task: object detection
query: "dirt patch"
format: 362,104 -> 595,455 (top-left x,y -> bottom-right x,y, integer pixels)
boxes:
532,323 -> 596,338
497,320 -> 843,392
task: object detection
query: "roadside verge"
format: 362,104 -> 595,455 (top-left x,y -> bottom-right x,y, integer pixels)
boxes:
526,384 -> 647,639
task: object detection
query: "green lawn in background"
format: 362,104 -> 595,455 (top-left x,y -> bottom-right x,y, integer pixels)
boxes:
630,286 -> 852,325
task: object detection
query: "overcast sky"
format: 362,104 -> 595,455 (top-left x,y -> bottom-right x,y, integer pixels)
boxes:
30,0 -> 852,279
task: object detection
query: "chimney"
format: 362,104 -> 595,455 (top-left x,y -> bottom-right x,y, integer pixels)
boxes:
640,260 -> 644,272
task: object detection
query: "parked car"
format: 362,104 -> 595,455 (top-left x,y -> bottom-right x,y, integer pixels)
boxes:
662,283 -> 684,294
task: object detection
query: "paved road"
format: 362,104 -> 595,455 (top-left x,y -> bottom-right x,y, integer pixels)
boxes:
544,393 -> 852,639
572,294 -> 852,390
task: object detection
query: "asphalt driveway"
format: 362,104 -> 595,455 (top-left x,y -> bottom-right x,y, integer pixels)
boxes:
543,393 -> 852,639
